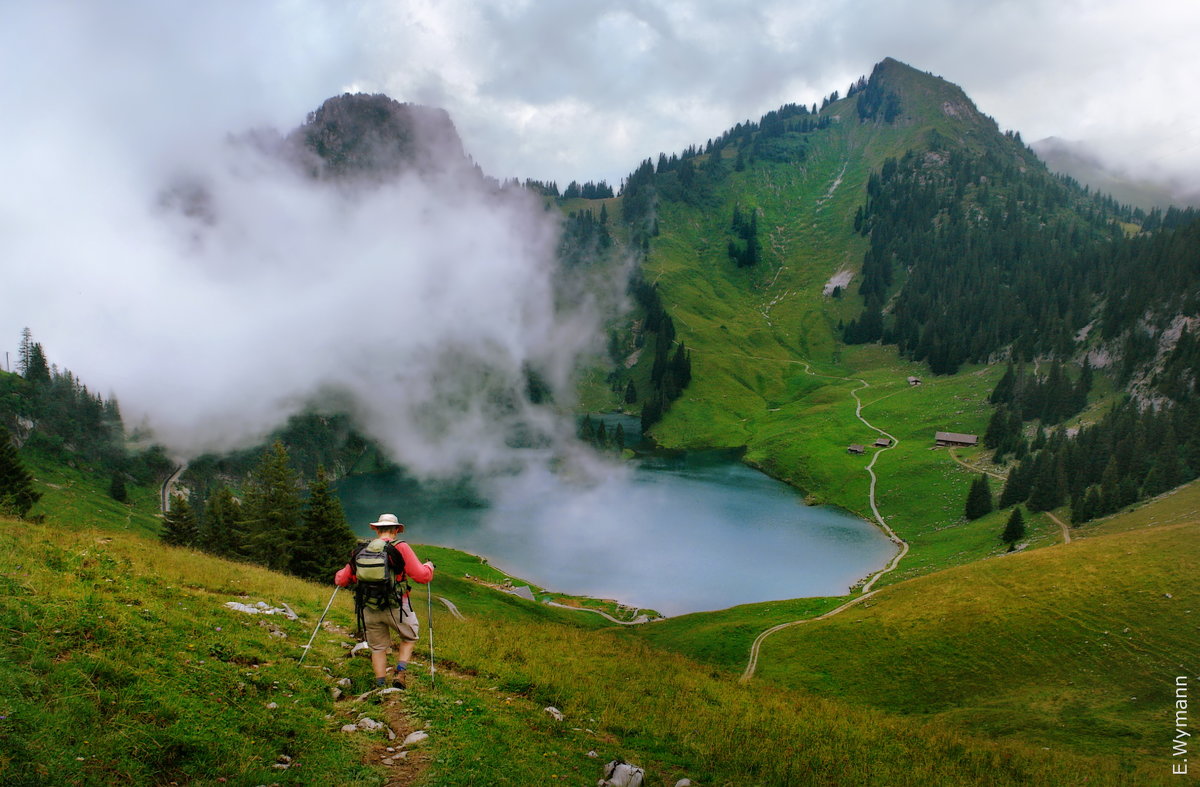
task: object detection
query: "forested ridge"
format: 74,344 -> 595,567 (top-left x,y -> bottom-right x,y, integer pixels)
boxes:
845,138 -> 1199,375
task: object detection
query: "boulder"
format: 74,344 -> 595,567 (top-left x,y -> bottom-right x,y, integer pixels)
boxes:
402,730 -> 430,747
598,760 -> 645,787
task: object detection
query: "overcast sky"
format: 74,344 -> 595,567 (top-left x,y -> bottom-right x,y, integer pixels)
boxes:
6,1 -> 1196,189
2,0 -> 1198,462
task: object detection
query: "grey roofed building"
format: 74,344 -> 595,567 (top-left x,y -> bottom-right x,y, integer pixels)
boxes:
935,431 -> 978,447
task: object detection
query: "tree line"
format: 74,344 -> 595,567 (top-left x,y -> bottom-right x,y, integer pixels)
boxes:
727,203 -> 762,268
844,137 -> 1199,376
162,441 -> 357,581
628,275 -> 693,432
1,329 -> 173,498
557,205 -> 613,266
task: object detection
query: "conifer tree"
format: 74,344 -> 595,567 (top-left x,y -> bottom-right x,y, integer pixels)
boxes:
291,466 -> 356,581
161,494 -> 199,547
964,474 -> 993,520
1002,506 -> 1026,548
624,379 -> 638,405
201,485 -> 243,557
241,441 -> 302,570
0,434 -> 41,518
108,472 -> 128,503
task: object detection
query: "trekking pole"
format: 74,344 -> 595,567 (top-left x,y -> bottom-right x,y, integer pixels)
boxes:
427,577 -> 435,688
299,587 -> 339,666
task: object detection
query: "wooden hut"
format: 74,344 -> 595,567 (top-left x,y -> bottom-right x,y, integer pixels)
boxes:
935,431 -> 978,447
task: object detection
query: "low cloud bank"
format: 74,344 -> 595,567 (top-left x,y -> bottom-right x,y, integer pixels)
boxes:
4,75 -> 620,478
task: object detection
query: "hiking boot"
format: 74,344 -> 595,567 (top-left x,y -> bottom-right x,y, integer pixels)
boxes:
391,670 -> 406,690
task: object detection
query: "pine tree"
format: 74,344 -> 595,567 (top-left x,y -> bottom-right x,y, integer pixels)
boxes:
291,466 -> 356,581
161,494 -> 199,547
241,441 -> 302,571
201,485 -> 243,557
964,474 -> 993,520
0,434 -> 41,518
1002,507 -> 1026,547
108,472 -> 128,503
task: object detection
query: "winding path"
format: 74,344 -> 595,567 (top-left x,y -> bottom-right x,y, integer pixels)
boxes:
741,591 -> 878,683
948,449 -> 1072,545
544,600 -> 650,625
728,356 -> 909,681
1046,511 -> 1072,544
160,464 -> 185,514
437,596 -> 465,620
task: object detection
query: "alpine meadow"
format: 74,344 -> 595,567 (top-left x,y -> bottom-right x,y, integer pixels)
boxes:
3,56 -> 1199,786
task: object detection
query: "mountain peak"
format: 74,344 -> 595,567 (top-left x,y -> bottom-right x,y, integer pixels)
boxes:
288,93 -> 468,180
854,56 -> 995,139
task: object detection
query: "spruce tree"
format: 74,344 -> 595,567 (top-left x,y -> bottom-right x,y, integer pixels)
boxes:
964,474 -> 993,520
161,494 -> 199,547
108,472 -> 128,503
0,434 -> 41,518
291,466 -> 356,581
1002,507 -> 1026,548
624,379 -> 638,405
241,441 -> 302,571
202,485 -> 243,557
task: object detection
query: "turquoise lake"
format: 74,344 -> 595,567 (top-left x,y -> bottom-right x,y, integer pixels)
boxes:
337,450 -> 896,617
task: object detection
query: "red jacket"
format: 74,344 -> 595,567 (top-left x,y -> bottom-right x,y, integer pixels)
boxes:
334,537 -> 434,594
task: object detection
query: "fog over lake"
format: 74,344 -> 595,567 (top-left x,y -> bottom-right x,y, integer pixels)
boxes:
339,452 -> 896,616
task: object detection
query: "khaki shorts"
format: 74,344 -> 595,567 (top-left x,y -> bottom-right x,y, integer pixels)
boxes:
362,600 -> 419,652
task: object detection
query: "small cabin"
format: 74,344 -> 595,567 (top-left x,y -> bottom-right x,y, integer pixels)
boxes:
874,437 -> 893,448
907,376 -> 922,386
847,444 -> 866,455
935,431 -> 978,447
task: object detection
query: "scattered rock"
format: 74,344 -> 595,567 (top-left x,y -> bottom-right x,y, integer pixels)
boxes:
349,641 -> 370,657
223,601 -> 296,618
337,678 -> 352,688
1165,593 -> 1174,599
330,688 -> 344,702
356,717 -> 384,732
674,780 -> 694,787
265,702 -> 278,710
587,750 -> 599,758
545,706 -> 565,722
340,724 -> 359,733
599,759 -> 645,787
402,730 -> 429,747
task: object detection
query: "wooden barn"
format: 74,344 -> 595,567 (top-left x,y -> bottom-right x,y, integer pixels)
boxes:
935,431 -> 978,447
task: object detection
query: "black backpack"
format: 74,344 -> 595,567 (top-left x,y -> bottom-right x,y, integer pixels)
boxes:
351,538 -> 409,634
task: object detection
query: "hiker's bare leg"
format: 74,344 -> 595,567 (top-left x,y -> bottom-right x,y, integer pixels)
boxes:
371,650 -> 389,679
396,639 -> 416,664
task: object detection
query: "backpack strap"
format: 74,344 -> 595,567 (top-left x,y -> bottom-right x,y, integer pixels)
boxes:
383,541 -> 407,581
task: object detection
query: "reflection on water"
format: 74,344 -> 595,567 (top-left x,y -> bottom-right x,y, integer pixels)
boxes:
337,452 -> 896,616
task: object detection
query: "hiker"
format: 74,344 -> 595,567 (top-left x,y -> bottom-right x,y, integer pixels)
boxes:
334,513 -> 434,689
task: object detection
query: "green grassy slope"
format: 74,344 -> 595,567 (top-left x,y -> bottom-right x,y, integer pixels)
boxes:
637,483 -> 1200,770
1,462 -> 1169,786
624,59 -> 1059,583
